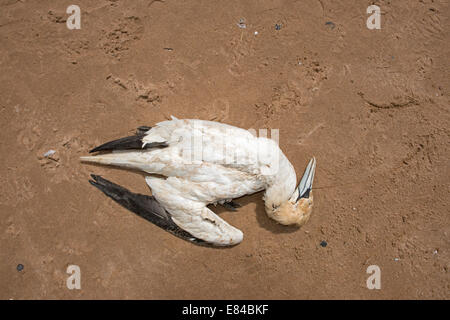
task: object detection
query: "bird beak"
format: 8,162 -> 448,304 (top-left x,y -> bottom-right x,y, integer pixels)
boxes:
296,157 -> 316,201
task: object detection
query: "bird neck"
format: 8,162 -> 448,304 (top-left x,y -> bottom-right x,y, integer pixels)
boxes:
262,152 -> 297,210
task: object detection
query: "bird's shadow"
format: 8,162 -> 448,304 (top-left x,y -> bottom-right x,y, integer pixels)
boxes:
213,192 -> 300,235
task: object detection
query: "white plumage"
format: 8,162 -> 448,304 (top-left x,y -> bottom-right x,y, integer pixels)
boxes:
81,117 -> 316,246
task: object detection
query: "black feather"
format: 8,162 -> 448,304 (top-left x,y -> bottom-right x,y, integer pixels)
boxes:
89,133 -> 168,153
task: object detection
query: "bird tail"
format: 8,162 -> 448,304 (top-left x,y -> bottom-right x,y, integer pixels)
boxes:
80,129 -> 168,170
80,152 -> 152,171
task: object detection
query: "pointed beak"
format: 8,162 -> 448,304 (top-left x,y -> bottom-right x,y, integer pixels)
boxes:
296,157 -> 316,201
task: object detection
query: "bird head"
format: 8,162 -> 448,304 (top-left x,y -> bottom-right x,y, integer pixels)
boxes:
265,157 -> 316,226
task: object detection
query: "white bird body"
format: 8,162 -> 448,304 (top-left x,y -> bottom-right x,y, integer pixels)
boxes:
81,118 -> 315,246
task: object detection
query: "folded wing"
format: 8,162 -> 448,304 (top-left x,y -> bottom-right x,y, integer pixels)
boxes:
88,175 -> 243,246
145,176 -> 244,246
89,175 -> 206,245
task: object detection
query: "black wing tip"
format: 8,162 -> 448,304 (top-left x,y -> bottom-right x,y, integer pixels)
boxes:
90,126 -> 153,153
89,145 -> 114,153
89,174 -> 109,185
88,174 -> 118,196
89,138 -> 168,154
87,174 -> 208,246
88,137 -> 143,153
89,147 -> 101,153
88,174 -> 99,186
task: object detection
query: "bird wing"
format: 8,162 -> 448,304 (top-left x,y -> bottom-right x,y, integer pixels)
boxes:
146,176 -> 244,245
89,126 -> 168,153
143,118 -> 281,176
88,175 -> 206,245
88,174 -> 243,246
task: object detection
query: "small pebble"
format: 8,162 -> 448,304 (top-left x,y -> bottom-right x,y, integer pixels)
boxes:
394,258 -> 399,261
254,31 -> 258,35
320,240 -> 328,247
237,18 -> 246,29
44,150 -> 56,158
325,21 -> 335,29
17,264 -> 24,272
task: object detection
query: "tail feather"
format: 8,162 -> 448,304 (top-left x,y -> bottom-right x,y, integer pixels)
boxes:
80,152 -> 156,173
